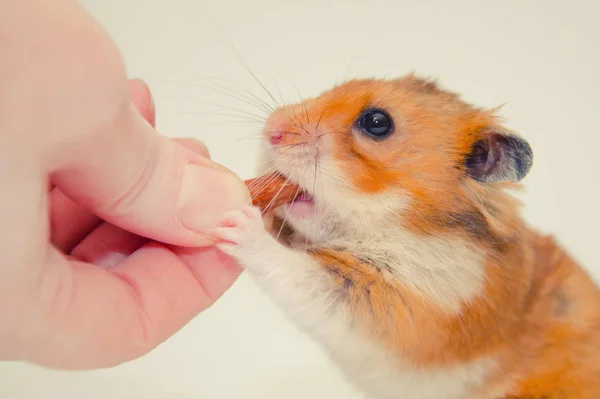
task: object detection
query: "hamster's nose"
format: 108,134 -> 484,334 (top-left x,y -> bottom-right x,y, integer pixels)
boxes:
270,133 -> 283,145
264,106 -> 317,146
265,118 -> 297,146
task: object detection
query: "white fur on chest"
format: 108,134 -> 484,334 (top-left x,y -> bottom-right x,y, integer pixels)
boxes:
331,228 -> 487,314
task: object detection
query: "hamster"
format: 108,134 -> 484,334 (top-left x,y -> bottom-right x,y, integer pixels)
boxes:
220,74 -> 600,399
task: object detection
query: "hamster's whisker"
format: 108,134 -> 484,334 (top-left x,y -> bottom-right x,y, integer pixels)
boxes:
283,96 -> 311,136
315,109 -> 326,132
299,124 -> 312,137
179,112 -> 266,125
304,146 -> 320,250
262,130 -> 287,136
176,76 -> 274,113
342,57 -> 356,82
277,142 -> 309,149
172,96 -> 268,122
288,107 -> 311,137
317,131 -> 346,140
212,120 -> 265,128
275,183 -> 302,243
174,111 -> 266,124
312,146 -> 319,197
292,83 -> 310,124
195,75 -> 277,113
166,79 -> 274,116
177,119 -> 264,130
270,75 -> 286,107
233,136 -> 264,144
216,38 -> 281,110
249,170 -> 280,199
262,130 -> 303,138
231,48 -> 282,109
246,166 -> 276,190
251,168 -> 282,197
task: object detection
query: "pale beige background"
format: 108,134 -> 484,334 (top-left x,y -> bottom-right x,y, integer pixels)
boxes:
1,0 -> 599,398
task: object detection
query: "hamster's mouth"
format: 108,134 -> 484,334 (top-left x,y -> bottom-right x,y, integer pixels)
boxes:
291,192 -> 314,203
286,191 -> 315,217
266,170 -> 316,217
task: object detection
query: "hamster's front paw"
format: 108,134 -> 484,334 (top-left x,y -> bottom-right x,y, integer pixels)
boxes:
216,205 -> 278,267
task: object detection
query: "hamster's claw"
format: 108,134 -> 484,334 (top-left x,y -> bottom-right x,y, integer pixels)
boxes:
216,205 -> 273,260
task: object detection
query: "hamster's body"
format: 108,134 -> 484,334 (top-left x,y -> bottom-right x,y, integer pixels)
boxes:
217,75 -> 600,398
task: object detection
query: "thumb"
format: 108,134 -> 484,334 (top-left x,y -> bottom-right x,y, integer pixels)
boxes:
49,91 -> 250,247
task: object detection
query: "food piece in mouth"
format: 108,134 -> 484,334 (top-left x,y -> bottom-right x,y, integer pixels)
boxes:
245,172 -> 303,211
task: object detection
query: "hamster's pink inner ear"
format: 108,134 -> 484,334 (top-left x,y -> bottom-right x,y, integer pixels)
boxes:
464,130 -> 533,183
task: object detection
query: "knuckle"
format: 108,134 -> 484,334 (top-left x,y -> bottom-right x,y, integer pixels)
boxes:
104,138 -> 160,217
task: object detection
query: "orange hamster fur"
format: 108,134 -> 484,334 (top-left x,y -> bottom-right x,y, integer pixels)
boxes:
216,74 -> 600,399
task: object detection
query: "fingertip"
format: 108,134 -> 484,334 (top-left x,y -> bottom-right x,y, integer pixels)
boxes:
176,163 -> 251,239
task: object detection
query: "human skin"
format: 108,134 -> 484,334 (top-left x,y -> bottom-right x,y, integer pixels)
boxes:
0,0 -> 250,370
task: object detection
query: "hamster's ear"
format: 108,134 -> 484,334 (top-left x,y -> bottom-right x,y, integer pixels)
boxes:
465,129 -> 533,183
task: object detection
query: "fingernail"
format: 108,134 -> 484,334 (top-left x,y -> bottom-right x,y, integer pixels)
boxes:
177,163 -> 250,235
174,137 -> 210,159
132,77 -> 148,87
132,78 -> 156,127
148,91 -> 156,127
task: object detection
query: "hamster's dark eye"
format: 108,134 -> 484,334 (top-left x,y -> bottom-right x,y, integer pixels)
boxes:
357,109 -> 393,139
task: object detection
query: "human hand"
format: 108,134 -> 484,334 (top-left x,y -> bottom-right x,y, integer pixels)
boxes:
0,0 -> 250,369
